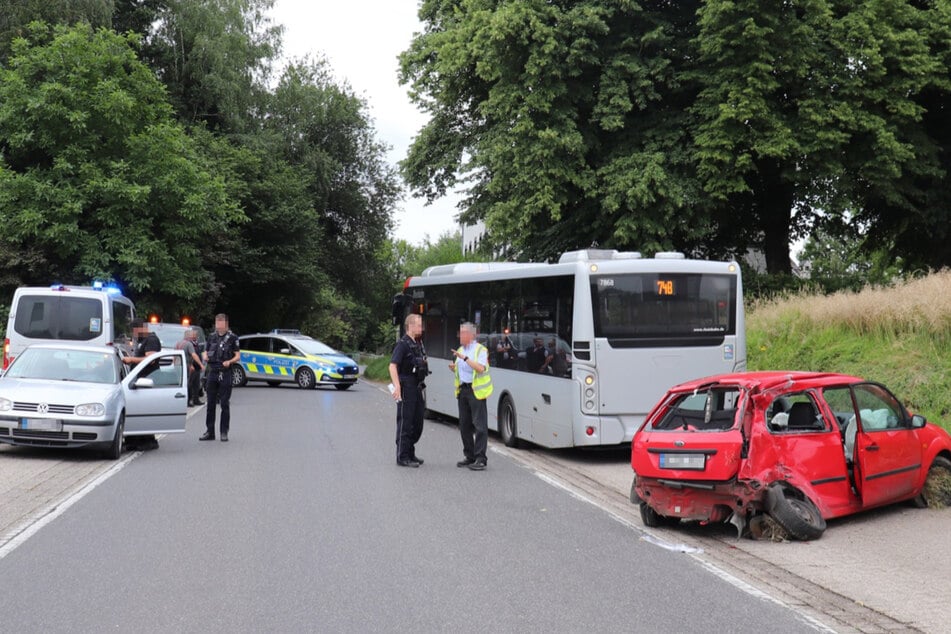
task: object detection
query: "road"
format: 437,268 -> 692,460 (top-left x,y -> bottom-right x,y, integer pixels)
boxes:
0,381 -> 946,632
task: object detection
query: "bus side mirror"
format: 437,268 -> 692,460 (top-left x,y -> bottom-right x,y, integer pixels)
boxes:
392,294 -> 411,326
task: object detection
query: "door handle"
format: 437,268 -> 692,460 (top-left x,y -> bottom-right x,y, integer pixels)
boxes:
866,444 -> 879,451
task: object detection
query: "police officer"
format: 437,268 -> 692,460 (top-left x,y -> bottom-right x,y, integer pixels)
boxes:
388,313 -> 428,467
200,313 -> 240,442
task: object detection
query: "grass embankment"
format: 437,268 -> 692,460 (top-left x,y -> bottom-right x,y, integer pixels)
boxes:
363,355 -> 390,382
747,270 -> 951,431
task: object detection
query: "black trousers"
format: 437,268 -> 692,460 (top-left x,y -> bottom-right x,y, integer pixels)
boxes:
458,385 -> 487,462
187,365 -> 201,403
395,377 -> 424,462
205,367 -> 233,435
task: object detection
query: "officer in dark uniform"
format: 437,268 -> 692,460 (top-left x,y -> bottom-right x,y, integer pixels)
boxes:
388,313 -> 428,467
200,313 -> 240,442
122,318 -> 163,450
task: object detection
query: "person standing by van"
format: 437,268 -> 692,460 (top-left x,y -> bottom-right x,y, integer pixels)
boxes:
450,322 -> 493,470
176,328 -> 205,406
201,314 -> 240,442
123,318 -> 162,450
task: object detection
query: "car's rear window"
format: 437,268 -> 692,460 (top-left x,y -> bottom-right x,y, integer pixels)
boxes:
649,388 -> 741,431
14,296 -> 103,341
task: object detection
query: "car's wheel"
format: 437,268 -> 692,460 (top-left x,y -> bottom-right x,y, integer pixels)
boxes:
296,367 -> 316,389
103,414 -> 124,460
498,395 -> 520,448
231,365 -> 248,387
912,456 -> 951,509
334,383 -> 351,391
766,485 -> 826,540
639,502 -> 681,528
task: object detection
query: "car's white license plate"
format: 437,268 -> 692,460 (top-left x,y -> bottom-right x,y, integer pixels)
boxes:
659,452 -> 706,470
344,374 -> 357,379
20,418 -> 63,432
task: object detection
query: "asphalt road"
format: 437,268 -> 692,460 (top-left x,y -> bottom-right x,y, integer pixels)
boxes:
0,383 -> 820,633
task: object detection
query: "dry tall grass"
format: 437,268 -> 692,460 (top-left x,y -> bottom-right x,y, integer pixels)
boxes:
749,269 -> 951,338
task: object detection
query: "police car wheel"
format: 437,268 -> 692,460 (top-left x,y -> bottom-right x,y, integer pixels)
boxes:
296,367 -> 316,389
231,365 -> 248,387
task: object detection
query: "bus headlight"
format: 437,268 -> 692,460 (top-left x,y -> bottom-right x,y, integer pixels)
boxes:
584,375 -> 594,386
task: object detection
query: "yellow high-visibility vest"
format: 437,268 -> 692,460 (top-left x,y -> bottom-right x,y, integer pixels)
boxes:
453,343 -> 493,400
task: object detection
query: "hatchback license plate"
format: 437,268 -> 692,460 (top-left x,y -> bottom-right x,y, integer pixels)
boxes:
659,452 -> 706,470
20,418 -> 63,432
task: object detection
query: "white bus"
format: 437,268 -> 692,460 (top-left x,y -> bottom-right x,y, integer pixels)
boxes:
393,249 -> 746,449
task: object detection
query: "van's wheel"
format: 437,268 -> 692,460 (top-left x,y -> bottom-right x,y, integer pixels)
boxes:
231,365 -> 247,387
498,395 -> 520,448
296,367 -> 316,389
639,502 -> 681,528
766,485 -> 826,540
912,456 -> 951,509
103,414 -> 124,460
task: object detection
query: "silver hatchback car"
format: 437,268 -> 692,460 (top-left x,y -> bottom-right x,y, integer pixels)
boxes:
0,343 -> 188,459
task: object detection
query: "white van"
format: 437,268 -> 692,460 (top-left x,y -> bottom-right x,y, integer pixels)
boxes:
3,284 -> 135,369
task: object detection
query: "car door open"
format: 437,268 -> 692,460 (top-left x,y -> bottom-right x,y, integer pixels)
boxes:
122,349 -> 188,436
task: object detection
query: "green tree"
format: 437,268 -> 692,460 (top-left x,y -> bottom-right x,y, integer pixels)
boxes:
400,0 -> 717,262
266,59 -> 401,348
121,0 -> 281,133
0,23 -> 239,300
0,0 -> 113,61
693,0 -> 949,274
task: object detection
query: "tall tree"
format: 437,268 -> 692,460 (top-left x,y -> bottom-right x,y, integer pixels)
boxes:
266,59 -> 401,346
693,0 -> 949,274
0,23 -> 239,299
0,0 -> 113,62
400,0 -> 710,262
122,0 -> 281,133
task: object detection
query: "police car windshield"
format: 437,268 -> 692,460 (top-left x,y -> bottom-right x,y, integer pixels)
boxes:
291,338 -> 338,355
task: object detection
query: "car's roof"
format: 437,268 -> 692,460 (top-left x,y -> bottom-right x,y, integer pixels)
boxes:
240,332 -> 314,340
670,371 -> 867,393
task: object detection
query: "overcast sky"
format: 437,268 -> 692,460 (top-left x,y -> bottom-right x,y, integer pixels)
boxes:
268,0 -> 462,245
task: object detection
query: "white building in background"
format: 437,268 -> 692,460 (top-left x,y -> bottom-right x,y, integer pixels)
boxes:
461,220 -> 486,255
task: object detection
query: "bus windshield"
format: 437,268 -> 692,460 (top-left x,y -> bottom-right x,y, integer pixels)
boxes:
590,273 -> 736,346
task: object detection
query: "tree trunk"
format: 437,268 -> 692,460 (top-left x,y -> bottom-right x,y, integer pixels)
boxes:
755,163 -> 794,275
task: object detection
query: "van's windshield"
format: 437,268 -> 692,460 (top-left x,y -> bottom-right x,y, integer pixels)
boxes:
13,296 -> 103,341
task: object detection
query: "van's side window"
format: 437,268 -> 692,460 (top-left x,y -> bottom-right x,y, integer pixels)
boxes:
112,300 -> 133,344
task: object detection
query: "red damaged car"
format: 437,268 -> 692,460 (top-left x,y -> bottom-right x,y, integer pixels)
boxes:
630,371 -> 951,540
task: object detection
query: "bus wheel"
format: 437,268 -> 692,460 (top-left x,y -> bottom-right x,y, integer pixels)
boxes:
499,396 -> 520,448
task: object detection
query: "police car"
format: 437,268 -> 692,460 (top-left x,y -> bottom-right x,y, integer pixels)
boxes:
233,331 -> 359,390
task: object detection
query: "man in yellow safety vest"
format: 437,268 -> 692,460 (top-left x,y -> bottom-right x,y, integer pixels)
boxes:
450,322 -> 493,470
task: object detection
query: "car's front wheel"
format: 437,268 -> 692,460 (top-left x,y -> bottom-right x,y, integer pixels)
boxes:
296,367 -> 316,389
912,456 -> 951,508
103,414 -> 124,460
231,365 -> 248,387
767,485 -> 826,540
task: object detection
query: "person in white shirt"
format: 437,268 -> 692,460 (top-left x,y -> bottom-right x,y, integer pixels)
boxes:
449,322 -> 492,470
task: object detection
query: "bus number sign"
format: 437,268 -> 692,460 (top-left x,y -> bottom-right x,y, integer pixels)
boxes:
656,279 -> 675,296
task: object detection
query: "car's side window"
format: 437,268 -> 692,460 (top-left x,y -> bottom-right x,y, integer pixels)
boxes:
766,392 -> 826,433
138,355 -> 183,386
852,384 -> 906,431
